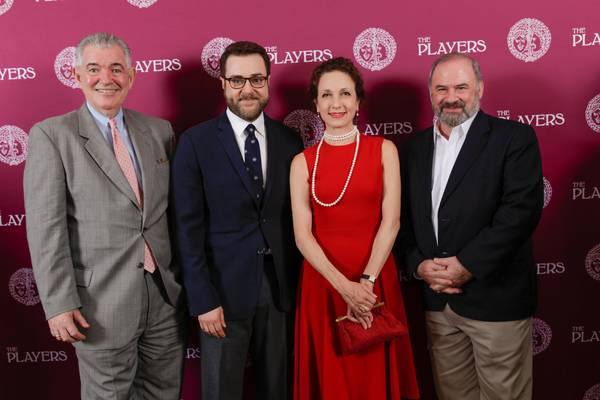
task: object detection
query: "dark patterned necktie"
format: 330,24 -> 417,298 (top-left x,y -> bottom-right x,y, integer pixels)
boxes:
244,124 -> 264,201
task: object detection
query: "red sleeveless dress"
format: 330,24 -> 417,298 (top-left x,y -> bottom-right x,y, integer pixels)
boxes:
294,135 -> 420,400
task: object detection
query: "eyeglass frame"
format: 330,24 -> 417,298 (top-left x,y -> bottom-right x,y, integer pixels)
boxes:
222,74 -> 269,89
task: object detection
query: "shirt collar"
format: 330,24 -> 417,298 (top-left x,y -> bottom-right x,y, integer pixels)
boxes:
86,102 -> 125,131
226,108 -> 266,139
433,111 -> 477,143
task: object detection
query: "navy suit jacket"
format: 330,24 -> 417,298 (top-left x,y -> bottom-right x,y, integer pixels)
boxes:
400,111 -> 544,321
171,112 -> 303,318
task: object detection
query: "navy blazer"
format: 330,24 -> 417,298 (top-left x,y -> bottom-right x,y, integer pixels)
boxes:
400,111 -> 544,321
171,112 -> 303,318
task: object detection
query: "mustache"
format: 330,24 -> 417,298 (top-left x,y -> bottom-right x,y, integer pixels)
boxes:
440,100 -> 466,111
239,94 -> 259,101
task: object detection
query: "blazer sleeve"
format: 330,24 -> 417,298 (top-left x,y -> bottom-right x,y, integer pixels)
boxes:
457,124 -> 544,280
23,123 -> 81,319
171,132 -> 221,316
398,144 -> 427,278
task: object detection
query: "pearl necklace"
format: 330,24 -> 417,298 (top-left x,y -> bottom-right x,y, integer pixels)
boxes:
311,127 -> 360,207
323,126 -> 359,142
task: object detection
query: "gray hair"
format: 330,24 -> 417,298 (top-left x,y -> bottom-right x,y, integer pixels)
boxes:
428,52 -> 483,87
74,32 -> 132,68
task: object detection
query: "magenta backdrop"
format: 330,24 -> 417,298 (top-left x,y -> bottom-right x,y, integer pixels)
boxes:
1,0 -> 599,399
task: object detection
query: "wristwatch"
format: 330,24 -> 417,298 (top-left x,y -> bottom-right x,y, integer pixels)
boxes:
360,274 -> 376,284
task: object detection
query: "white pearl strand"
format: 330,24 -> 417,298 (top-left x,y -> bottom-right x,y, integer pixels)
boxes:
323,126 -> 358,142
311,126 -> 360,207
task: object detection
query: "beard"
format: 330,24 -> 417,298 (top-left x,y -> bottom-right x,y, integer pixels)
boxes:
226,92 -> 269,122
434,94 -> 480,128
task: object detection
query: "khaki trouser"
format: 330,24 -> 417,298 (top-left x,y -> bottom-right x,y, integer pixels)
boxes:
426,304 -> 532,400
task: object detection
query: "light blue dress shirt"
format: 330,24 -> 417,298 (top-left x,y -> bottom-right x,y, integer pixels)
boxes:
86,102 -> 143,188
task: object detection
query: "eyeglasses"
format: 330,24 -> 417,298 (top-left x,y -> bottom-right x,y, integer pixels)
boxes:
223,75 -> 268,89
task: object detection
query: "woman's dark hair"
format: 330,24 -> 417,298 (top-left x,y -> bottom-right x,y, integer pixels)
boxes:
309,57 -> 365,101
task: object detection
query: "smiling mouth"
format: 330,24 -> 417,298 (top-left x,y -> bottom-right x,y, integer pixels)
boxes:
441,100 -> 465,112
95,88 -> 119,94
329,112 -> 347,119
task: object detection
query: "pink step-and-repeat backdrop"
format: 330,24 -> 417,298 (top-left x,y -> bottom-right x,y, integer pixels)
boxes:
1,0 -> 599,398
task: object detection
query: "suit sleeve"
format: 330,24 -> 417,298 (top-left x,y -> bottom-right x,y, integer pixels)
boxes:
23,124 -> 81,319
165,121 -> 176,158
398,143 -> 427,278
457,125 -> 543,280
171,133 -> 221,316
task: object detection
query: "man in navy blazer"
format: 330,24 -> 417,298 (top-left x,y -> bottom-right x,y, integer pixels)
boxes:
401,53 -> 543,399
171,41 -> 303,400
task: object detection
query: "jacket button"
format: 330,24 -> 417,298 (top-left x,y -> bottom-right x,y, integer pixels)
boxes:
261,218 -> 267,223
441,251 -> 449,256
137,262 -> 144,269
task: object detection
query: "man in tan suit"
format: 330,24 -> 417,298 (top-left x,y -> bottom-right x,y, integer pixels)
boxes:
24,32 -> 185,399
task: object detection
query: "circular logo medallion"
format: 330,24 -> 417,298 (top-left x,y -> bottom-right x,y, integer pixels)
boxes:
353,28 -> 397,71
201,37 -> 234,78
283,110 -> 324,148
0,125 -> 27,166
543,177 -> 552,208
585,243 -> 600,282
9,268 -> 40,306
54,47 -> 78,89
0,0 -> 14,16
532,317 -> 552,355
507,18 -> 552,62
585,94 -> 600,133
126,0 -> 159,7
584,383 -> 600,400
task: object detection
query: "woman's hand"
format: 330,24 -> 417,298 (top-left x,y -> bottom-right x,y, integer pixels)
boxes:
339,279 -> 377,314
345,304 -> 373,329
359,278 -> 375,294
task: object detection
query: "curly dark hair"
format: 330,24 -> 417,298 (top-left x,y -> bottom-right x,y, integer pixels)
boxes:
309,57 -> 365,101
219,41 -> 270,77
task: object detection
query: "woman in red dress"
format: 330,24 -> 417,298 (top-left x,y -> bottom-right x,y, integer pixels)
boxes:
290,57 -> 420,399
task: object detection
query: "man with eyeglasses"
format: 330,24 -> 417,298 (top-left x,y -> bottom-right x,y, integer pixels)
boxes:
171,41 -> 303,399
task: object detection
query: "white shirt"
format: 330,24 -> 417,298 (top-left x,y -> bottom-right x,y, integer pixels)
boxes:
431,114 -> 476,242
226,108 -> 267,186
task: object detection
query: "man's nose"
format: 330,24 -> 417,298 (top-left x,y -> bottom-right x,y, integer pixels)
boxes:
98,68 -> 112,82
241,79 -> 255,93
445,88 -> 459,102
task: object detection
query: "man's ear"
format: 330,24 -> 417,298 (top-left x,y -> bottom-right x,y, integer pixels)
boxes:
127,67 -> 136,88
73,66 -> 81,84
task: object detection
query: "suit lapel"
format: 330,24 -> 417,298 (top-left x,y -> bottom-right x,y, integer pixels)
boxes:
420,129 -> 434,217
78,105 -> 140,209
439,111 -> 491,207
416,129 -> 437,246
216,113 -> 259,208
124,109 -> 154,222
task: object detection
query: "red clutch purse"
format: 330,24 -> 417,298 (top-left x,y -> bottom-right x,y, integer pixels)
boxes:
335,302 -> 408,355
